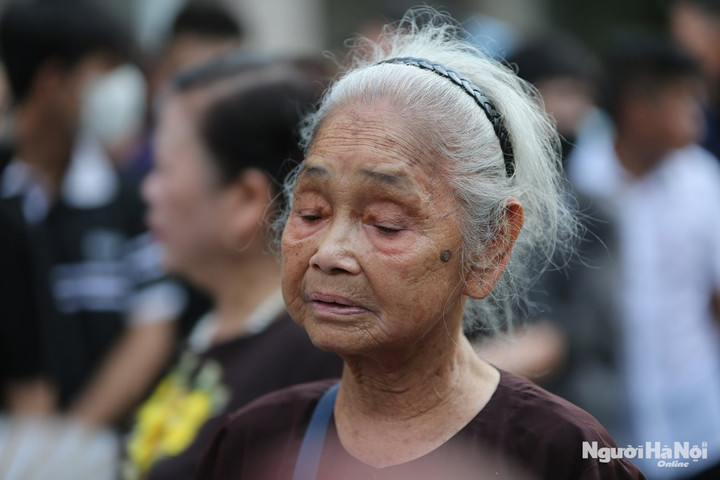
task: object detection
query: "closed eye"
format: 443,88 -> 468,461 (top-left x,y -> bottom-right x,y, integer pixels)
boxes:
376,225 -> 402,235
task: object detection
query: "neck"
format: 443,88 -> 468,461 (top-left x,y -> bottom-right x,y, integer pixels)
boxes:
334,320 -> 499,467
203,251 -> 282,341
15,103 -> 74,196
614,133 -> 665,178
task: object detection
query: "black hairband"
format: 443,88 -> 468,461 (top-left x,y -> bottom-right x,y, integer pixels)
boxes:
379,57 -> 515,178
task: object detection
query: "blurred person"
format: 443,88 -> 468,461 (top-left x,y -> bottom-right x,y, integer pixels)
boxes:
83,61 -> 148,167
509,33 -> 603,161
355,7 -> 406,45
197,10 -> 645,480
0,64 -> 11,144
0,182 -> 49,414
464,13 -> 519,60
567,35 -> 720,480
150,0 -> 244,94
477,33 -> 625,438
122,54 -> 343,480
122,2 -> 245,342
0,0 -> 182,430
127,1 -> 244,182
671,0 -> 720,159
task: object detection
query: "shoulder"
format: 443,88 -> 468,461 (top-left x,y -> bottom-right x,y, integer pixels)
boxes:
655,146 -> 720,228
261,314 -> 312,343
256,315 -> 343,369
226,378 -> 336,431
250,314 -> 325,359
471,371 -> 645,479
666,145 -> 720,193
489,370 -> 608,435
196,380 -> 338,479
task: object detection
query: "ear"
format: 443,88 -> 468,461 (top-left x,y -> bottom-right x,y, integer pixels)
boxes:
224,169 -> 275,242
462,199 -> 524,299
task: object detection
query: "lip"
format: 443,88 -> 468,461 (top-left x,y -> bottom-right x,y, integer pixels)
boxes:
307,292 -> 369,316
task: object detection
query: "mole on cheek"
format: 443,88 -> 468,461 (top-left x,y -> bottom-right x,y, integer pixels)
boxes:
440,250 -> 451,262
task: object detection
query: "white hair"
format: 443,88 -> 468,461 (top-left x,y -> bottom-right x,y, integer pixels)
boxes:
276,8 -> 577,336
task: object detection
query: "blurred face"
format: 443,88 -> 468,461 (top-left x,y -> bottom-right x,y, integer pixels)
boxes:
47,53 -> 116,134
281,102 -> 468,356
142,94 -> 233,277
536,77 -> 594,138
639,78 -> 705,151
672,3 -> 720,80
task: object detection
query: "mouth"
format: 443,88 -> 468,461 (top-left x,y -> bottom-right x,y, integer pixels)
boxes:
307,292 -> 369,316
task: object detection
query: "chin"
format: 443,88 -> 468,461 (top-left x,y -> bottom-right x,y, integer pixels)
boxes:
302,319 -> 377,356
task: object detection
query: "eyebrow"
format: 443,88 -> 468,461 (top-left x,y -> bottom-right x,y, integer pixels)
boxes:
358,169 -> 410,187
299,165 -> 329,178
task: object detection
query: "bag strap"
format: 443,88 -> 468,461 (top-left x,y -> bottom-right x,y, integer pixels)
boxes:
291,382 -> 340,480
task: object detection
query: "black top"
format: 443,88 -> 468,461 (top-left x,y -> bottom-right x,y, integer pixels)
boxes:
124,314 -> 344,480
0,143 -> 171,409
0,193 -> 44,393
196,370 -> 647,480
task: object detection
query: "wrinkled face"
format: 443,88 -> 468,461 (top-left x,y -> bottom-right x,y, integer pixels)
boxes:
281,102 -> 468,355
142,94 -> 231,277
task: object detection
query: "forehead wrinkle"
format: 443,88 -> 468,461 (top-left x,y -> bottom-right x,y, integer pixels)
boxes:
313,102 -> 431,168
306,103 -> 453,207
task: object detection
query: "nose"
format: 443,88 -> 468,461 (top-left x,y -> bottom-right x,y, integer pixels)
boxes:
309,217 -> 361,275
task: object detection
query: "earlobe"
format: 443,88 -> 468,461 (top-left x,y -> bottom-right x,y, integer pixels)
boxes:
462,199 -> 524,299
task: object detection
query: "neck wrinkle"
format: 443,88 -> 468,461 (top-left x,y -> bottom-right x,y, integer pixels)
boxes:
337,331 -> 482,423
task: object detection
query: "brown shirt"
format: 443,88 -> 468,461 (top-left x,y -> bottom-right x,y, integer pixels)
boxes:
196,370 -> 647,480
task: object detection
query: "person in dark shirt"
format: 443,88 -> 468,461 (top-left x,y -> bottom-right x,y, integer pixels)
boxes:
0,168 -> 47,411
0,0 -> 182,425
122,54 -> 342,480
197,8 -> 646,480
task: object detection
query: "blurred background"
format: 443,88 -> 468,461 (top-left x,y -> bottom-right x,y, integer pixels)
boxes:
0,0 -> 672,58
1,0 -> 719,479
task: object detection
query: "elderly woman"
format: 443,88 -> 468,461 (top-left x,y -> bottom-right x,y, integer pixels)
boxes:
122,56 -> 343,480
196,12 -> 646,480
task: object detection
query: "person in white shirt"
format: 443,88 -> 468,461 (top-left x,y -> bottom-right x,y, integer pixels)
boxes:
567,35 -> 720,480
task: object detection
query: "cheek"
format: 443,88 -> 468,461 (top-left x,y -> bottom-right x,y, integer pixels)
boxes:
280,231 -> 313,320
164,183 -> 205,227
158,178 -> 218,248
370,242 -> 463,322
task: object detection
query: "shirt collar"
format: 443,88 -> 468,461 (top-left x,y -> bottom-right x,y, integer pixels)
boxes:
0,131 -> 119,223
